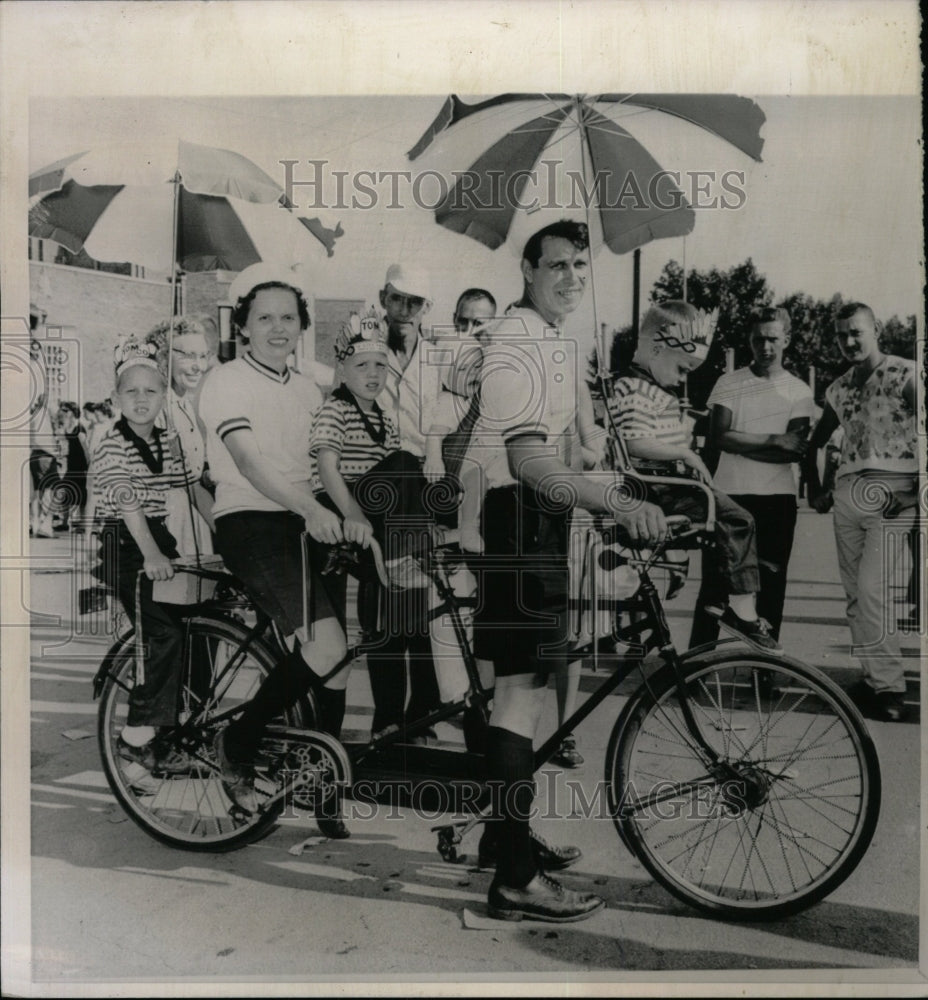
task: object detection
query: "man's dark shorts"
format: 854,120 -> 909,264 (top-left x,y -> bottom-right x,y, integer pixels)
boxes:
474,484 -> 572,678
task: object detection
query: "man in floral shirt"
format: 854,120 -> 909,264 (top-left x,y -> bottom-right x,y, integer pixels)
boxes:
805,302 -> 918,722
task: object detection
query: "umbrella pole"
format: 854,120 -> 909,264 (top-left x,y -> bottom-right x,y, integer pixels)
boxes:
576,98 -> 632,478
166,167 -> 202,570
575,98 -> 606,389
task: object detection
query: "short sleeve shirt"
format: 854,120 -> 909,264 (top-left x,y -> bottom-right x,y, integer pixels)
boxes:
92,420 -> 186,521
709,367 -> 815,495
198,352 -> 323,517
476,305 -> 580,489
308,394 -> 400,492
608,373 -> 687,448
825,355 -> 917,479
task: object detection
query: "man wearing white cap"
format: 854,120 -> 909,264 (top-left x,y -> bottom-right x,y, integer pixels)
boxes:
366,262 -> 444,737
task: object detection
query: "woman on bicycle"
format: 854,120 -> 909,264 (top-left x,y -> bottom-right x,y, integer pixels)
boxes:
198,262 -> 350,836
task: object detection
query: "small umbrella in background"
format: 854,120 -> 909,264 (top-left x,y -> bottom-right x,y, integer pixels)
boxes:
28,138 -> 343,274
28,138 -> 345,565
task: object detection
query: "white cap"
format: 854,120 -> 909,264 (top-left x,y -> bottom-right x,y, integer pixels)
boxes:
228,261 -> 309,306
383,262 -> 432,303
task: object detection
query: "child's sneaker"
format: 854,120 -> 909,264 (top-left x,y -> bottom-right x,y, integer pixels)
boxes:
715,607 -> 783,654
116,734 -> 192,775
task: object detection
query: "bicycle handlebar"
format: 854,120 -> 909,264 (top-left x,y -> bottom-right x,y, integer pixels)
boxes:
319,536 -> 390,589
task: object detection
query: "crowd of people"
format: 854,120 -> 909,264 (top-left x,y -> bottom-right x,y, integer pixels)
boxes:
29,391 -> 114,538
32,219 -> 921,924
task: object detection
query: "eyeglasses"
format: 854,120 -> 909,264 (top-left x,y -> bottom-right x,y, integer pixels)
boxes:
385,292 -> 426,312
173,350 -> 211,364
454,316 -> 491,338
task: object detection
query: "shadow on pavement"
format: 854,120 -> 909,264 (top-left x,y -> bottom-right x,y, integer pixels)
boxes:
30,788 -> 919,973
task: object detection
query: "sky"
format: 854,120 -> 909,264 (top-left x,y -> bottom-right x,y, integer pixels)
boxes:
28,93 -> 923,356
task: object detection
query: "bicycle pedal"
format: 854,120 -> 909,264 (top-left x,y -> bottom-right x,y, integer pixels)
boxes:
430,820 -> 467,835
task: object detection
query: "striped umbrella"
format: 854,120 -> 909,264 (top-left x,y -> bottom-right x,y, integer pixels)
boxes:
28,138 -> 343,273
408,93 -> 765,257
408,93 -> 765,378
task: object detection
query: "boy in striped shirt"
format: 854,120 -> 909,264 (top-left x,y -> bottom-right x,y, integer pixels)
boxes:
92,337 -> 192,779
309,309 -> 430,585
608,300 -> 780,653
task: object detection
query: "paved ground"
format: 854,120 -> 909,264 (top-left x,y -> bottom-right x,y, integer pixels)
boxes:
6,507 -> 927,993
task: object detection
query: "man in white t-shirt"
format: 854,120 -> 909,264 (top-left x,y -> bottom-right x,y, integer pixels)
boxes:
690,308 -> 814,647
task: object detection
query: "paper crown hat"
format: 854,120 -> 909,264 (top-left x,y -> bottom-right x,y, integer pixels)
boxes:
113,335 -> 165,380
646,303 -> 719,362
334,307 -> 388,362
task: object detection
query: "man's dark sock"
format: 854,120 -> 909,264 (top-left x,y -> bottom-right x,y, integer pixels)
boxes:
485,726 -> 537,888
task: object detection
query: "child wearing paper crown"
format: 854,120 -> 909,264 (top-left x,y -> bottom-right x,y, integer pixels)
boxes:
607,300 -> 782,654
309,309 -> 472,736
90,337 -> 192,784
309,307 -> 429,574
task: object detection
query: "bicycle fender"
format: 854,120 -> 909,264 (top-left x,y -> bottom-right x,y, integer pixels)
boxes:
92,630 -> 135,700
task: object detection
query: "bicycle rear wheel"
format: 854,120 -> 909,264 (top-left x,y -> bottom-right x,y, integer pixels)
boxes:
98,614 -> 309,851
606,650 -> 881,920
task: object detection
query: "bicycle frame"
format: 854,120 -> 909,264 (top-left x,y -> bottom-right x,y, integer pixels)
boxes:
93,515 -> 752,799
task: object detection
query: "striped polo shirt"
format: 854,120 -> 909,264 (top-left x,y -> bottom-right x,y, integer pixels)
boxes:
198,351 -> 323,517
608,372 -> 687,448
309,392 -> 401,492
92,419 -> 186,521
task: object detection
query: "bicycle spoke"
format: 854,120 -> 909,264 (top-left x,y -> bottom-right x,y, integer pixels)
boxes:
610,653 -> 880,918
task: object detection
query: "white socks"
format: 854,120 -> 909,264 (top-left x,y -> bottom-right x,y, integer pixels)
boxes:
121,725 -> 156,747
728,593 -> 758,622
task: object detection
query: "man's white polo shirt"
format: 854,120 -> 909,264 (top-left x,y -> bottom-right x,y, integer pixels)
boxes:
475,305 -> 579,489
199,351 -> 323,517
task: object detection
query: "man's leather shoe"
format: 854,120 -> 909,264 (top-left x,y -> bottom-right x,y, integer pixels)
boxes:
487,872 -> 605,923
477,828 -> 582,872
846,680 -> 909,723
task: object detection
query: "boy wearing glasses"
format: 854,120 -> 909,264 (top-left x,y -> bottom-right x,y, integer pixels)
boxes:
608,300 -> 781,653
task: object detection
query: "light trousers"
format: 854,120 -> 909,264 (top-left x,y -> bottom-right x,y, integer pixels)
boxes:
832,475 -> 916,693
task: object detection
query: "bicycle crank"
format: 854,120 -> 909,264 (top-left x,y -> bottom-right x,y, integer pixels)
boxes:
257,726 -> 353,812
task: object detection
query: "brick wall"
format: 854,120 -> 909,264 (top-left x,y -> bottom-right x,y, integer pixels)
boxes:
29,263 -> 341,402
30,262 -> 172,405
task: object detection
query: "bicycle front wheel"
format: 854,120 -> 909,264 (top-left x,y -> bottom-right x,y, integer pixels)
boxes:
98,615 -> 307,852
606,650 -> 881,920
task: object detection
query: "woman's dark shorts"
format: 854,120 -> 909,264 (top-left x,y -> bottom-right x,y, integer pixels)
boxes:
474,484 -> 572,678
215,510 -> 345,637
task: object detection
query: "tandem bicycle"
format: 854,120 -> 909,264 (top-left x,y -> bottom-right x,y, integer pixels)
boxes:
92,507 -> 881,922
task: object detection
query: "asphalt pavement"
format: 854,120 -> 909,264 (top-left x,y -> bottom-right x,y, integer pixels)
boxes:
10,507 -> 928,992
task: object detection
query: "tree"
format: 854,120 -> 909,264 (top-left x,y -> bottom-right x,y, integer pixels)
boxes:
879,314 -> 918,360
776,291 -> 845,404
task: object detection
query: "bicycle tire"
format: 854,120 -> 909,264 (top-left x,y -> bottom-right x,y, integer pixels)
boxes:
98,614 -> 312,852
605,649 -> 881,920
